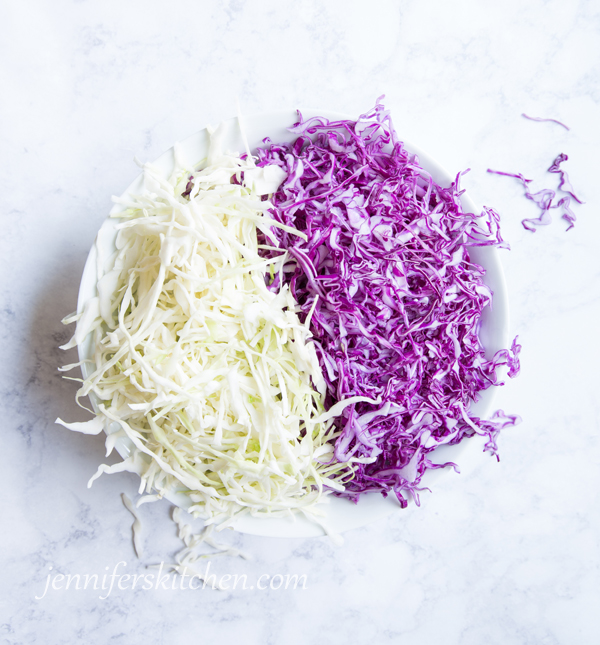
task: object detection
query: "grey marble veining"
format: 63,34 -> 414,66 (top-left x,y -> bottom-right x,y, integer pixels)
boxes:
1,0 -> 599,643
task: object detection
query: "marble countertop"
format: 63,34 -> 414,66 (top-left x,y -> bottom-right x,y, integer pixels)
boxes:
2,1 -> 599,643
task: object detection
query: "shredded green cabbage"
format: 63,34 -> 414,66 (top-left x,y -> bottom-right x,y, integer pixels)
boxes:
58,131 -> 373,524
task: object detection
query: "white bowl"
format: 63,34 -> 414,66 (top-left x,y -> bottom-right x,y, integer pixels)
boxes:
77,110 -> 509,538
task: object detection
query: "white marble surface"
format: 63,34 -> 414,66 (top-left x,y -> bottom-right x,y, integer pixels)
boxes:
2,0 -> 599,643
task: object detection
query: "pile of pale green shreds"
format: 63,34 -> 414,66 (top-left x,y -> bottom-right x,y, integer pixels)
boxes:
57,125 -> 373,528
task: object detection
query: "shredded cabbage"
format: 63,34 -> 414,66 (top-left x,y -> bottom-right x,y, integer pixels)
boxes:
255,102 -> 521,506
58,132 -> 371,524
521,113 -> 570,131
59,103 -> 522,524
488,153 -> 583,231
121,493 -> 144,558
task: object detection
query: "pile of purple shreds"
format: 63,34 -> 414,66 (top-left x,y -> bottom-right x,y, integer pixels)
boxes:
254,103 -> 520,507
489,115 -> 584,231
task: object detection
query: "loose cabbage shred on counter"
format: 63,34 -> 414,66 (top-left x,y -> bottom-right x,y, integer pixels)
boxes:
488,152 -> 583,231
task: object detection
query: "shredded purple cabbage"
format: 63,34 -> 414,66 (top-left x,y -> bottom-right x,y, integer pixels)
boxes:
255,102 -> 520,506
521,113 -> 570,131
182,175 -> 194,199
488,152 -> 583,231
548,153 -> 584,205
555,196 -> 576,229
